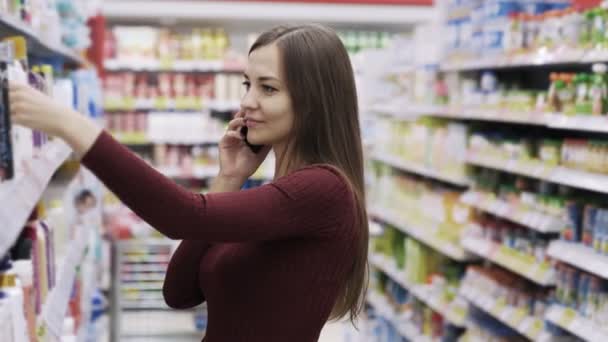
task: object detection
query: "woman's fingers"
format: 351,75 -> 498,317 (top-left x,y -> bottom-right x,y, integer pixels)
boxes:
227,117 -> 245,132
225,130 -> 244,141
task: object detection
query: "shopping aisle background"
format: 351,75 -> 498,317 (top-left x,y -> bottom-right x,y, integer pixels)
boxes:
8,1 -> 608,342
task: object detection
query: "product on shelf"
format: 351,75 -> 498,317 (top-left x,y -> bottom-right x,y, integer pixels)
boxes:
103,72 -> 242,111
553,262 -> 608,326
369,165 -> 471,245
445,0 -> 583,62
370,222 -> 467,340
105,26 -> 240,67
0,36 -> 101,184
106,111 -> 225,145
469,129 -> 608,175
374,117 -> 468,179
336,30 -> 393,55
1,167 -> 105,342
0,0 -> 92,51
464,265 -> 550,323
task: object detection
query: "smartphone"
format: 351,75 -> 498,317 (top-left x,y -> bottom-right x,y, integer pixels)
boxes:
240,126 -> 264,153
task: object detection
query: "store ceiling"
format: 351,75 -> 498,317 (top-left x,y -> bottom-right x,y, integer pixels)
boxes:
101,0 -> 437,31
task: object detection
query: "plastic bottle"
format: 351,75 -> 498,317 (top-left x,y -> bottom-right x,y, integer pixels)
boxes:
574,73 -> 592,115
558,73 -> 576,115
590,63 -> 607,115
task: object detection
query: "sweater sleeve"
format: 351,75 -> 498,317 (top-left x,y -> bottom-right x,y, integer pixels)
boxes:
162,240 -> 210,309
81,131 -> 351,242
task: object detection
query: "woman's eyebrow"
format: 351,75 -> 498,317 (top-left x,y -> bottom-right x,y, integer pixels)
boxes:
258,76 -> 280,82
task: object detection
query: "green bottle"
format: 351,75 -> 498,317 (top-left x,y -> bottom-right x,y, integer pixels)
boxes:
591,63 -> 607,115
575,73 -> 592,115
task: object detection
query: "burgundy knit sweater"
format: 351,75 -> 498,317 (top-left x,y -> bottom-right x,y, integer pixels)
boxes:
81,131 -> 359,342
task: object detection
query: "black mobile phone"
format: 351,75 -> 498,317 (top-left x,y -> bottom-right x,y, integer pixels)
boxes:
240,126 -> 264,153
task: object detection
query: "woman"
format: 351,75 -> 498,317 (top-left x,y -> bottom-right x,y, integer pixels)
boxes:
10,24 -> 369,341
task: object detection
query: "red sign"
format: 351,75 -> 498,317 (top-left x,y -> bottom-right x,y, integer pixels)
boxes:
234,0 -> 433,5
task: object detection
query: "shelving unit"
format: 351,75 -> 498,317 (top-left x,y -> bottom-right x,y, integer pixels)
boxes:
545,305 -> 608,342
466,152 -> 608,194
104,59 -> 244,73
369,253 -> 468,327
547,241 -> 608,280
372,152 -> 470,187
366,291 -> 430,342
369,206 -> 471,261
0,14 -> 85,65
0,140 -> 72,257
460,282 -> 546,341
461,236 -> 554,286
460,191 -> 564,234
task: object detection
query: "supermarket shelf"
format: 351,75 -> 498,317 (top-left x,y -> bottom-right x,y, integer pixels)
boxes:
122,282 -> 165,290
461,236 -> 554,286
391,104 -> 608,134
366,292 -> 429,342
102,0 -> 435,26
121,273 -> 166,282
157,166 -> 220,180
460,191 -> 565,234
121,264 -> 167,272
117,138 -> 220,146
0,140 -> 72,257
372,152 -> 470,187
0,14 -> 85,65
121,300 -> 170,310
440,49 -> 587,72
369,253 -> 468,327
545,305 -> 608,342
547,241 -> 608,280
460,282 -> 546,341
104,58 -> 244,72
369,207 -> 472,261
466,152 -> 608,195
122,255 -> 171,263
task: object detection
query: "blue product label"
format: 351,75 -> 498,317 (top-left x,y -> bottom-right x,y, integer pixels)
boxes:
484,30 -> 505,53
484,1 -> 521,21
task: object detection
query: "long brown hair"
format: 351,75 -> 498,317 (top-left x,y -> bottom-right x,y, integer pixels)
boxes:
250,24 -> 369,323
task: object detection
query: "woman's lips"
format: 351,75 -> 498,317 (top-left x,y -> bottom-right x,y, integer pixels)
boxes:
245,119 -> 264,128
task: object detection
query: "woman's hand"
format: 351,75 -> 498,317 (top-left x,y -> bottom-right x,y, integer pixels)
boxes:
9,83 -> 102,156
218,111 -> 270,183
9,83 -> 79,137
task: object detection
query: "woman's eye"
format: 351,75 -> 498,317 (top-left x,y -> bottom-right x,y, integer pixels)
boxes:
262,85 -> 277,94
242,81 -> 251,90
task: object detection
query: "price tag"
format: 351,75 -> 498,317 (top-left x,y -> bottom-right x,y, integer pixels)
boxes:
560,307 -> 576,326
492,298 -> 507,315
499,307 -> 514,322
519,317 -> 533,333
512,308 -> 527,325
528,319 -> 543,339
569,317 -> 585,333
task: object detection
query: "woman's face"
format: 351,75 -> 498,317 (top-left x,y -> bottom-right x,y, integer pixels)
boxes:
241,43 -> 295,147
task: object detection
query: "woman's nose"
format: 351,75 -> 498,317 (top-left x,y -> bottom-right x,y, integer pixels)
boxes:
240,88 -> 258,111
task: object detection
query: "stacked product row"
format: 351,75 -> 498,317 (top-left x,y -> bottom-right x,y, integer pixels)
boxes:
369,222 -> 466,341
105,111 -> 225,145
1,168 -> 106,342
104,72 -> 242,111
0,0 -> 92,50
0,36 -> 102,183
445,0 -> 589,62
104,26 -> 234,66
